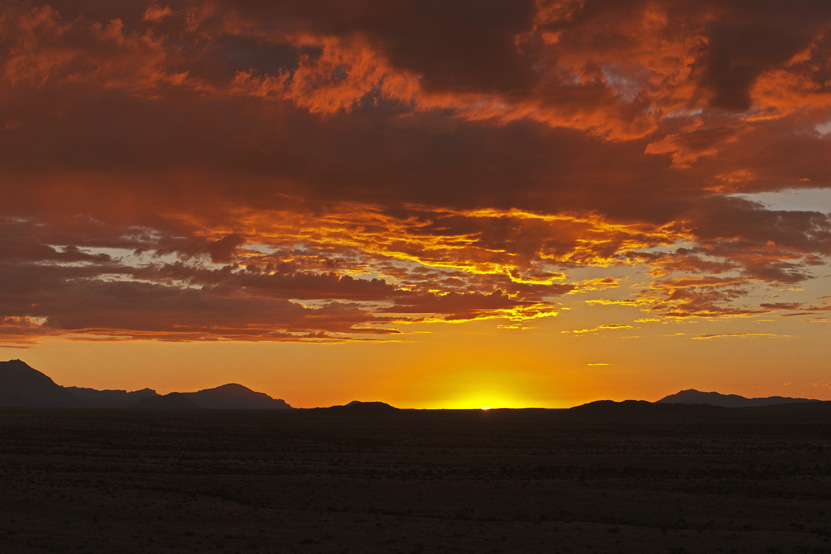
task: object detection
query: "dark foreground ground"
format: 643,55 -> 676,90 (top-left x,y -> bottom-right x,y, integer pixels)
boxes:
1,406 -> 830,553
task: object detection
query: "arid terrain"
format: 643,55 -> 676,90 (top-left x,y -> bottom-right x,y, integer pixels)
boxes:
2,406 -> 830,553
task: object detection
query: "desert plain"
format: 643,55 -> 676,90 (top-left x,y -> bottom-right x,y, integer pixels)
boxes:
1,405 -> 830,553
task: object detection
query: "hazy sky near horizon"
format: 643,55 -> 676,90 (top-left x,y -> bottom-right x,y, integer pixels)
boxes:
1,0 -> 830,408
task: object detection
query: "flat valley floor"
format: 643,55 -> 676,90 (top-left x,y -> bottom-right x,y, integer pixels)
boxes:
1,407 -> 830,553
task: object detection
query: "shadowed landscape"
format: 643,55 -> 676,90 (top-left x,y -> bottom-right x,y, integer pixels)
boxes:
0,360 -> 293,410
2,360 -> 831,553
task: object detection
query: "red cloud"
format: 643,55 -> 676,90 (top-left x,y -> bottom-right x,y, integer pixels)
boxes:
1,0 -> 830,343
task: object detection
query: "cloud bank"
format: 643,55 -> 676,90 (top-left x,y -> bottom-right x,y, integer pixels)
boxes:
1,0 -> 829,343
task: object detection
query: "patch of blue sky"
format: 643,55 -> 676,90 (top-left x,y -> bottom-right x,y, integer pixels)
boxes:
243,243 -> 277,255
732,188 -> 831,213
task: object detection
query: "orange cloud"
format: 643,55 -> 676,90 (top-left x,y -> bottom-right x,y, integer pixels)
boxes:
562,323 -> 633,335
1,0 -> 830,347
693,333 -> 787,340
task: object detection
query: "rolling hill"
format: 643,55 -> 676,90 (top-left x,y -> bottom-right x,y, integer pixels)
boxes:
657,389 -> 820,408
181,383 -> 293,409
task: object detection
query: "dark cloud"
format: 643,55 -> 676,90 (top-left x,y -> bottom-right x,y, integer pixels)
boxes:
137,262 -> 400,302
698,1 -> 831,111
216,0 -> 538,95
701,22 -> 803,111
684,197 -> 831,258
645,278 -> 762,318
1,0 -> 830,342
0,258 -> 398,342
760,302 -> 803,310
156,234 -> 247,263
384,289 -> 542,321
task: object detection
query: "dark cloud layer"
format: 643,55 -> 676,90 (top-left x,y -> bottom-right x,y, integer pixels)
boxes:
1,0 -> 830,342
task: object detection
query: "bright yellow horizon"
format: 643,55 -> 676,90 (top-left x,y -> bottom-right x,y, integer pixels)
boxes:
7,313 -> 830,409
2,2 -> 829,410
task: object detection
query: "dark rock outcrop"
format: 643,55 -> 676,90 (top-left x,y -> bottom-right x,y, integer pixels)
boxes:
182,383 -> 293,409
0,360 -> 82,408
324,400 -> 398,414
658,389 -> 819,408
130,392 -> 203,410
65,386 -> 159,409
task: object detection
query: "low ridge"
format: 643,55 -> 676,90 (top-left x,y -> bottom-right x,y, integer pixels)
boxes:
131,393 -> 203,410
324,400 -> 398,414
182,383 -> 293,409
658,389 -> 820,408
66,386 -> 159,409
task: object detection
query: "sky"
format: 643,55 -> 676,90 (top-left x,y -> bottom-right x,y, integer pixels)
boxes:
1,0 -> 830,408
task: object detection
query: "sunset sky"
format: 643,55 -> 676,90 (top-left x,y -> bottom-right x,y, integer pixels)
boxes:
1,0 -> 830,408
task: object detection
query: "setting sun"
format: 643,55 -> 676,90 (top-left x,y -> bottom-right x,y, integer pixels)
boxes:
442,386 -> 533,410
0,0 -> 829,409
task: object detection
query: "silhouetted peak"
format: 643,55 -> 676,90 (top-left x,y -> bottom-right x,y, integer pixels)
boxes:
183,383 -> 293,409
1,360 -> 294,410
564,399 -> 728,423
197,383 -> 253,394
326,400 -> 398,413
1,359 -> 59,387
0,359 -> 81,408
347,400 -> 396,408
658,389 -> 819,408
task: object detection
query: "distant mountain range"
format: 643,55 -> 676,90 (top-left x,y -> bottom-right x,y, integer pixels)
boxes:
131,392 -> 204,410
66,386 -> 158,409
657,389 -> 820,408
0,360 -> 293,410
131,384 -> 293,410
2,359 -> 827,411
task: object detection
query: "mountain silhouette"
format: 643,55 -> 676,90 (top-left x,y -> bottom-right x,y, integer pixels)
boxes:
324,400 -> 398,414
571,399 -> 661,414
567,399 -> 726,420
0,360 -> 294,410
181,383 -> 293,409
658,389 -> 820,408
4,358 -> 826,413
130,393 -> 203,410
0,359 -> 82,408
65,386 -> 159,409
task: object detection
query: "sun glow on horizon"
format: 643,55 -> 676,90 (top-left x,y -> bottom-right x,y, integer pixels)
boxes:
2,0 -> 830,412
441,390 -> 534,410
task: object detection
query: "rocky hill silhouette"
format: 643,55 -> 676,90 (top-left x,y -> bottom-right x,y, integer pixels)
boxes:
131,392 -> 203,410
66,386 -> 159,409
0,360 -> 81,408
565,399 -> 727,422
0,360 -> 293,410
181,383 -> 292,409
322,400 -> 399,414
658,389 -> 820,408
